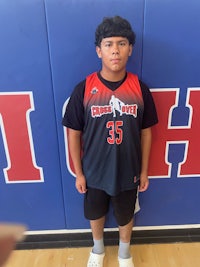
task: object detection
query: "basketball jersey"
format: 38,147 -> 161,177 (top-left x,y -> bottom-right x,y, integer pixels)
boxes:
82,72 -> 144,196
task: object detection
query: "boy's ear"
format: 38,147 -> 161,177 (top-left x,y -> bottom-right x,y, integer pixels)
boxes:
129,44 -> 133,56
96,46 -> 102,58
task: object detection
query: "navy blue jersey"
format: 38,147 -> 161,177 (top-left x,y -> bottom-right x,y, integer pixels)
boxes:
62,72 -> 158,196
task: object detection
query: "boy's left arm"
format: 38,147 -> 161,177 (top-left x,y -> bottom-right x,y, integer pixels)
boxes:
139,127 -> 152,192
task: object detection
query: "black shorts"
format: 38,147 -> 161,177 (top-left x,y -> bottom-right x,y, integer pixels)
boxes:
84,187 -> 138,226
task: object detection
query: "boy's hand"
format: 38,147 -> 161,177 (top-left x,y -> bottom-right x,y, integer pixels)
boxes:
139,174 -> 149,192
75,174 -> 87,194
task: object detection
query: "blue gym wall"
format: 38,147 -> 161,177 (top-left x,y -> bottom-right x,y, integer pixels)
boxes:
0,0 -> 200,231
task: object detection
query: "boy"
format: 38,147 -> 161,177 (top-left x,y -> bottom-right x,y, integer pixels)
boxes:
62,16 -> 158,267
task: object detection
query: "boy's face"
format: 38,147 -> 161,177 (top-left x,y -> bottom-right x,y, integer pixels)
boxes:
96,36 -> 132,79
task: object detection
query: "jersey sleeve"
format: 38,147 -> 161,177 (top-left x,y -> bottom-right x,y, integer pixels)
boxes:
62,80 -> 85,131
139,80 -> 158,129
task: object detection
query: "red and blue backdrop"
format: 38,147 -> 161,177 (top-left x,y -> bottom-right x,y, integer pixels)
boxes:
0,0 -> 200,231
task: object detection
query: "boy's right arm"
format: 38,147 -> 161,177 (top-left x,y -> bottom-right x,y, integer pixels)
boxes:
68,128 -> 87,194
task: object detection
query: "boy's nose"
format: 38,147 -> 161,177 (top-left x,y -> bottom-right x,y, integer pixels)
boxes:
112,44 -> 119,54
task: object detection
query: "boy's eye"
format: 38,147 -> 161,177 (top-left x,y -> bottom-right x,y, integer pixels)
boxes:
103,41 -> 127,47
119,42 -> 126,46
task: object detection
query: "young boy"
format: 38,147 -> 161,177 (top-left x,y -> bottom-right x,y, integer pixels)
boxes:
62,16 -> 158,267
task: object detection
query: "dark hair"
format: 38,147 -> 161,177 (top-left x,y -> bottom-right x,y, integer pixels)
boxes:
95,16 -> 136,47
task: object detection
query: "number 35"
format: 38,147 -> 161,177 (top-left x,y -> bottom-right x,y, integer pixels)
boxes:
106,121 -> 123,145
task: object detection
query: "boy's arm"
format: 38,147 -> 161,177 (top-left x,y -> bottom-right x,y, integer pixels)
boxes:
68,128 -> 87,194
139,127 -> 152,192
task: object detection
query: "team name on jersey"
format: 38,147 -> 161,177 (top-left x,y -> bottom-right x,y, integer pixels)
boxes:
91,95 -> 138,118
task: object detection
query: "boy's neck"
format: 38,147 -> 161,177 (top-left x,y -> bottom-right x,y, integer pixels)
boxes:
100,69 -> 127,82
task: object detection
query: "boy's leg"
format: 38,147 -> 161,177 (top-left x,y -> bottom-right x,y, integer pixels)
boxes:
118,219 -> 133,259
85,188 -> 109,267
87,217 -> 105,267
118,219 -> 135,266
90,216 -> 105,254
119,218 -> 133,243
112,189 -> 137,267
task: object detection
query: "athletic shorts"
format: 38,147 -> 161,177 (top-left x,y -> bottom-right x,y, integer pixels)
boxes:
84,187 -> 138,226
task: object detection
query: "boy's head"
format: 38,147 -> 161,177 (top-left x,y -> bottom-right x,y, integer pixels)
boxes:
95,16 -> 136,47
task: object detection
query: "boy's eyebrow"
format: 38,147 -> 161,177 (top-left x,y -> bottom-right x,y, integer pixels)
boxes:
102,38 -> 128,43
